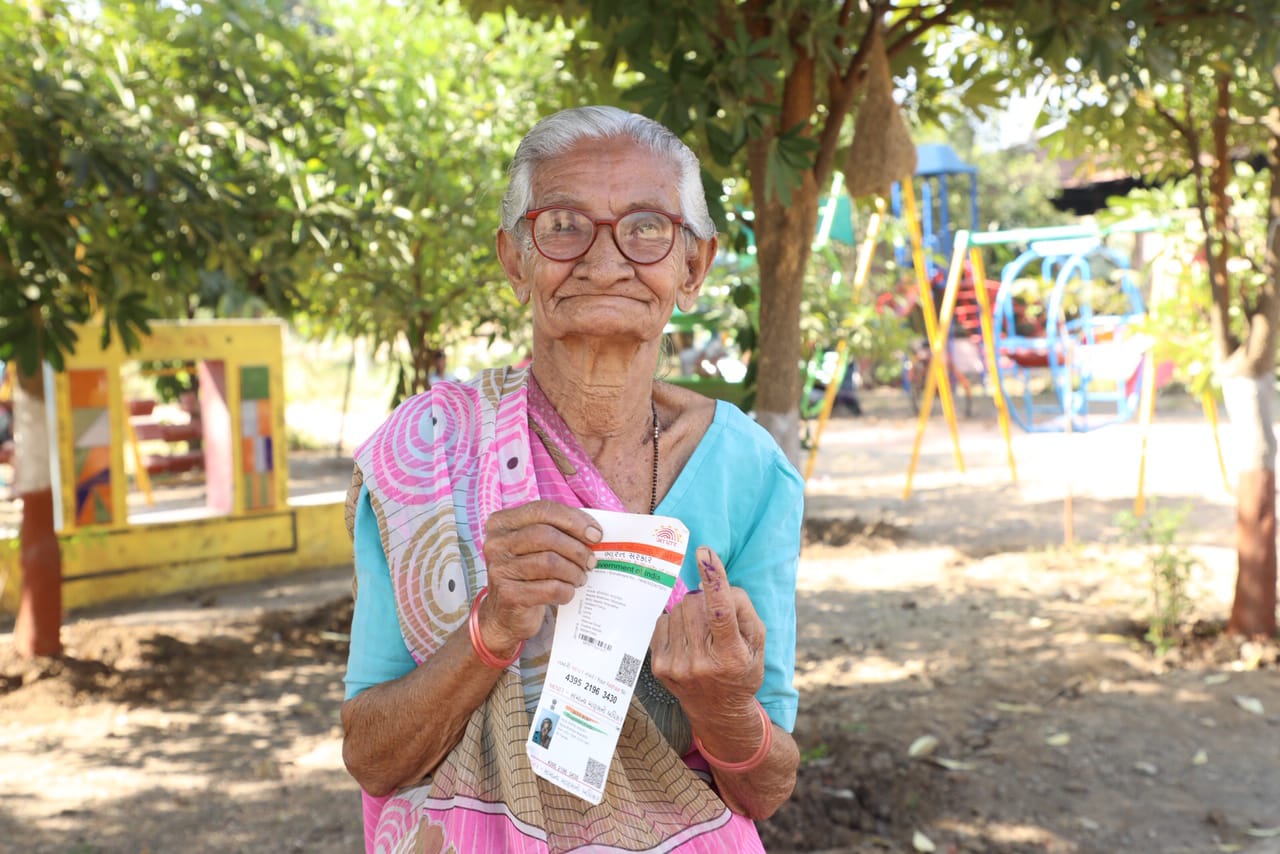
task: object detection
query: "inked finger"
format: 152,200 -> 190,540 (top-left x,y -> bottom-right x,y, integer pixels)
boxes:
695,546 -> 740,640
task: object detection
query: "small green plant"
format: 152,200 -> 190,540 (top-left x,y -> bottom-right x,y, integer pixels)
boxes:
1116,505 -> 1202,655
799,743 -> 831,764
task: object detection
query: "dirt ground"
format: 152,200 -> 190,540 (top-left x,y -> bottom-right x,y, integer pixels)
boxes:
2,389 -> 1279,854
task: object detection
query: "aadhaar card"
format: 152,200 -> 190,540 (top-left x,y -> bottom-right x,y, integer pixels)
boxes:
527,509 -> 690,804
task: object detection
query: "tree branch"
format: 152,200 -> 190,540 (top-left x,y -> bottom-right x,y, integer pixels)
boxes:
1189,73 -> 1238,359
1151,99 -> 1193,140
815,10 -> 877,187
885,4 -> 956,58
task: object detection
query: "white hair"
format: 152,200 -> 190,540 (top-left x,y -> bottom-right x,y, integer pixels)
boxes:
500,106 -> 716,242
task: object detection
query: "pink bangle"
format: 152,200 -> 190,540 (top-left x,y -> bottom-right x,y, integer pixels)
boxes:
467,586 -> 524,669
692,699 -> 774,773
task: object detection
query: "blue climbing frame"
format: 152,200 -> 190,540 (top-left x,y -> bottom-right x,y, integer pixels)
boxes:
987,228 -> 1153,433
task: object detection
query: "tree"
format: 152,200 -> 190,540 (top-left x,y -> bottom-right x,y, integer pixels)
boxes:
1042,0 -> 1280,637
0,0 -> 358,655
293,0 -> 590,398
471,0 -> 1061,462
2,0 -> 598,656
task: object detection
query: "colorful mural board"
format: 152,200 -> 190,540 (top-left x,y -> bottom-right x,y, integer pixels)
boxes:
240,364 -> 274,510
69,369 -> 113,526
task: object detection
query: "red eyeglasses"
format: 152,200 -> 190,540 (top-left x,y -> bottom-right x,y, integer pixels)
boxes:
524,206 -> 686,265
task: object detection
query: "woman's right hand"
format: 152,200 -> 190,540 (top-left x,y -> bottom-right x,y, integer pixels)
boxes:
479,500 -> 603,653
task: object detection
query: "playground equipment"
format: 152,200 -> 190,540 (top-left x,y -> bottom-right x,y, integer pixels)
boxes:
0,320 -> 351,614
890,142 -> 979,279
991,234 -> 1149,433
802,172 -> 970,483
803,24 -> 975,483
902,223 -> 1230,524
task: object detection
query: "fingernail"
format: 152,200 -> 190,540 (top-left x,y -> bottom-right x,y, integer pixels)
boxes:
587,554 -> 598,570
585,525 -> 603,544
698,549 -> 716,575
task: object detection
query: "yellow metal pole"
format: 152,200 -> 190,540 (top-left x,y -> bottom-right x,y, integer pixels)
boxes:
900,177 -> 965,475
967,246 -> 1018,485
804,196 -> 886,483
1202,390 -> 1231,491
931,244 -> 967,471
803,340 -> 847,484
903,352 -> 939,500
123,414 -> 155,507
1133,348 -> 1158,517
903,236 -> 971,499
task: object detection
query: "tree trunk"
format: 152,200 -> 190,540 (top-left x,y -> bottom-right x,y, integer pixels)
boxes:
1221,373 -> 1278,638
1221,85 -> 1280,639
13,365 -> 63,658
747,138 -> 820,467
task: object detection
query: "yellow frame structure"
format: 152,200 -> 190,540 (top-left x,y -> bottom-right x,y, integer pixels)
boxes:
803,176 -> 970,486
1,320 -> 351,614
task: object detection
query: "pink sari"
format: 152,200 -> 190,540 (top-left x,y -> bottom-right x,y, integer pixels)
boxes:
347,367 -> 764,853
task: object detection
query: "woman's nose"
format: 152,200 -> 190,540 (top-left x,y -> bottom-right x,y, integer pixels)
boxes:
579,223 -> 630,268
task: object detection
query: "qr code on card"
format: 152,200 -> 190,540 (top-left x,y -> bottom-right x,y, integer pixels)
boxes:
584,757 -> 606,789
615,653 -> 641,687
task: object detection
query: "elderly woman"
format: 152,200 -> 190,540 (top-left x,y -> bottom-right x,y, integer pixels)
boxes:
341,106 -> 803,853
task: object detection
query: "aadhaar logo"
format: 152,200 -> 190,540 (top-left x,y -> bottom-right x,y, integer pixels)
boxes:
654,525 -> 684,546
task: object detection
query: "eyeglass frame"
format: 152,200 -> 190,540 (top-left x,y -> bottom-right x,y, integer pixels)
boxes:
522,205 -> 690,265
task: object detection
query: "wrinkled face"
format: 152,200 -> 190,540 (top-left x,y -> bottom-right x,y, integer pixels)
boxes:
498,136 -> 715,347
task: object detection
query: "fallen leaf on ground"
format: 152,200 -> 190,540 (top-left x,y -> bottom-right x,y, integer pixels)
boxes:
994,701 -> 1042,714
912,830 -> 937,852
930,757 -> 976,771
908,735 -> 939,758
1233,696 -> 1265,716
1191,749 -> 1208,766
1203,673 -> 1231,685
1046,732 -> 1071,747
1245,827 -> 1280,838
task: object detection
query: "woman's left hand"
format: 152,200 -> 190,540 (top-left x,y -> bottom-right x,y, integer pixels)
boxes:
648,546 -> 765,723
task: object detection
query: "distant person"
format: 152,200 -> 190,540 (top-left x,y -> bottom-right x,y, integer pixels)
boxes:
341,106 -> 801,853
834,362 -> 863,416
0,362 -> 13,448
426,349 -> 455,386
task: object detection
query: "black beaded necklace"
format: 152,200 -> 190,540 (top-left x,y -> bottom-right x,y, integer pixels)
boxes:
649,397 -> 659,515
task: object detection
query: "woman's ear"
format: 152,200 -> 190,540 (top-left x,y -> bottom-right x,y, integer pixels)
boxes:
676,234 -> 718,313
497,229 -> 531,304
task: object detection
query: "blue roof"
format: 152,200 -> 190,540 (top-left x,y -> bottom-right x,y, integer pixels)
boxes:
915,143 -> 977,177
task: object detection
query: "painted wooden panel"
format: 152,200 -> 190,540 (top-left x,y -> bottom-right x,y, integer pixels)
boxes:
2,501 -> 351,614
62,511 -> 297,579
68,369 -> 113,526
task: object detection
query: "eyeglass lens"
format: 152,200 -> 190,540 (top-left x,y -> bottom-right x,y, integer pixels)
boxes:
532,209 -> 675,263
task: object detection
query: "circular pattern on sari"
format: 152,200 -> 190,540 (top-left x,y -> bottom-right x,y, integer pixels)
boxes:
372,387 -> 481,506
396,503 -> 472,657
